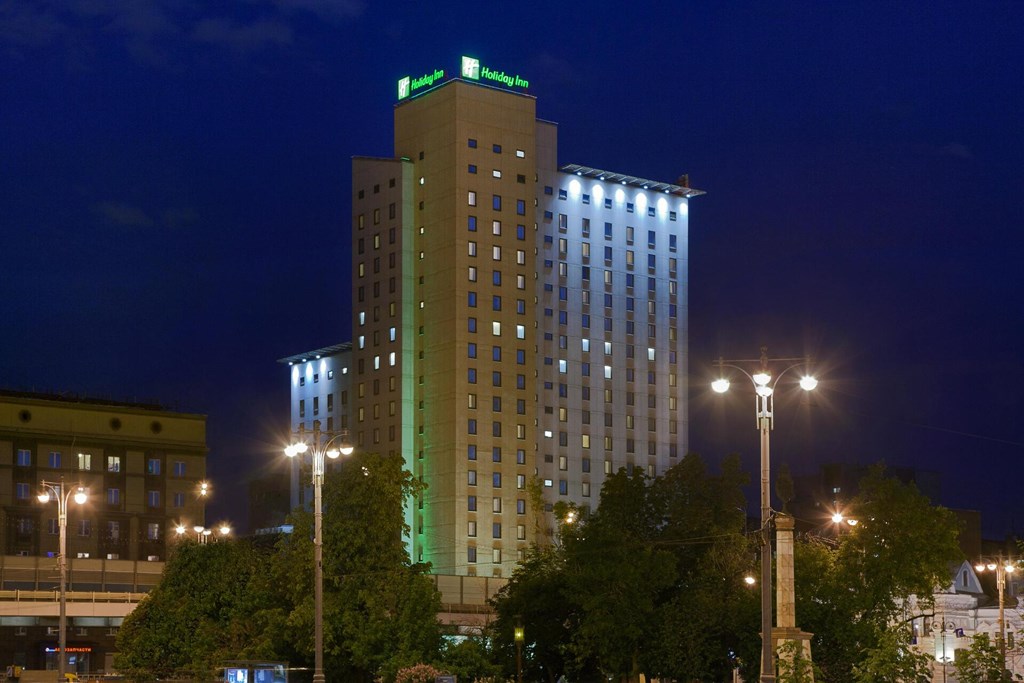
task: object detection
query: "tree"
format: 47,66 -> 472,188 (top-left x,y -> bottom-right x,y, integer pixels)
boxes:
116,449 -> 440,683
560,467 -> 676,681
489,545 -> 582,682
954,633 -> 1017,683
114,539 -> 273,680
649,454 -> 760,682
269,449 -> 441,682
851,626 -> 933,683
796,465 -> 963,681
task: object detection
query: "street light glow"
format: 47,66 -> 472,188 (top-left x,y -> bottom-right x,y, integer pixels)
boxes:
711,378 -> 730,393
73,487 -> 88,505
831,512 -> 844,524
799,375 -> 819,391
752,371 -> 771,386
755,385 -> 773,398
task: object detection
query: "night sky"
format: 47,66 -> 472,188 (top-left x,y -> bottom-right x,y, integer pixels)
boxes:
2,2 -> 1021,536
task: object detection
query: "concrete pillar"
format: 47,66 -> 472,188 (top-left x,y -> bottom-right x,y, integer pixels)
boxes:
774,513 -> 814,680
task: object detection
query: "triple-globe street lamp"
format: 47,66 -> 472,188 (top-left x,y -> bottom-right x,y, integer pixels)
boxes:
712,346 -> 817,683
37,479 -> 88,682
974,558 -> 1018,666
285,419 -> 353,683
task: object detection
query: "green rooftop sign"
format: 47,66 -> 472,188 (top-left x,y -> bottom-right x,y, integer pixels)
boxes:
461,55 -> 529,89
397,67 -> 446,100
397,57 -> 529,101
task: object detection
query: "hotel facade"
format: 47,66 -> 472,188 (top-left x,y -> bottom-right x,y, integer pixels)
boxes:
286,57 -> 701,577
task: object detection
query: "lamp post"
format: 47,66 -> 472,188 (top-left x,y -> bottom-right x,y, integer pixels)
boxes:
712,346 -> 817,683
975,558 -> 1017,666
285,419 -> 353,683
37,479 -> 88,682
514,620 -> 524,683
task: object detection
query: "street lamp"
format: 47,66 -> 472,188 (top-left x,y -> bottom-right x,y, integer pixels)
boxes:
514,620 -> 525,683
712,346 -> 817,683
285,419 -> 353,683
974,558 -> 1017,666
37,479 -> 88,682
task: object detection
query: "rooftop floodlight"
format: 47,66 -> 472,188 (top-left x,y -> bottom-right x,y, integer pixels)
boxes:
711,378 -> 730,393
800,375 -> 819,391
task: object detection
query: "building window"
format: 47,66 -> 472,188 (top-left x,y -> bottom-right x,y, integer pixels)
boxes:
147,490 -> 160,508
48,519 -> 59,535
468,138 -> 477,148
468,546 -> 477,563
15,449 -> 31,466
108,456 -> 121,473
147,458 -> 161,475
468,495 -> 477,511
468,521 -> 477,537
493,522 -> 502,538
147,523 -> 160,541
78,519 -> 92,537
107,521 -> 120,540
107,488 -> 120,505
15,482 -> 30,500
173,461 -> 186,477
49,451 -> 61,468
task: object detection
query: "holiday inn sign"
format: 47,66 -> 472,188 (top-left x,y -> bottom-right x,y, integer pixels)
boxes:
397,56 -> 530,100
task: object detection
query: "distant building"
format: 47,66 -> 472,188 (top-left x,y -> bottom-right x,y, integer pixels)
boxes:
910,560 -> 1024,682
0,389 -> 208,672
276,343 -> 353,513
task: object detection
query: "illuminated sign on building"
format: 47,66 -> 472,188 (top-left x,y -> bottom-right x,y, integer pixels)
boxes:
397,67 -> 446,100
397,57 -> 529,101
461,55 -> 529,89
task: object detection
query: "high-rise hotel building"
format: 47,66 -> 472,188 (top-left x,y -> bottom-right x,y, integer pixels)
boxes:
340,58 -> 701,577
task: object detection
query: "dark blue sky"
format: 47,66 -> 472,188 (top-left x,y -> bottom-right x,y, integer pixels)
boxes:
2,1 -> 1021,536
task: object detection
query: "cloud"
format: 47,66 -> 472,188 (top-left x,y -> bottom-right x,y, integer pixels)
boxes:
192,17 -> 292,53
531,52 -> 577,87
93,201 -> 156,229
0,1 -> 68,48
268,0 -> 365,20
1,0 -> 359,65
161,206 -> 198,230
937,143 -> 973,160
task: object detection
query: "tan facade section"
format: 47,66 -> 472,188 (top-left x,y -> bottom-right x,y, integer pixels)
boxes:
0,392 -> 207,562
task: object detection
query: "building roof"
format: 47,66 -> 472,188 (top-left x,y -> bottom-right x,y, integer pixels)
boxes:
560,164 -> 705,198
0,388 -> 168,412
276,341 -> 353,365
